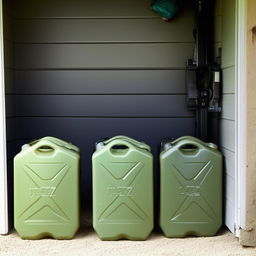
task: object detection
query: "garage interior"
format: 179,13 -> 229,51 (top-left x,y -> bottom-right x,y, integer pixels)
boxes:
2,0 -> 237,239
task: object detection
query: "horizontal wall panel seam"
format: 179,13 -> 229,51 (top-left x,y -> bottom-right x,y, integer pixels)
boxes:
220,146 -> 235,154
14,117 -> 196,140
14,68 -> 188,71
219,119 -> 235,124
14,17 -> 162,20
14,116 -> 195,119
221,94 -> 235,120
13,0 -> 194,19
219,117 -> 235,122
14,95 -> 193,117
6,93 -> 188,96
13,41 -> 196,45
220,119 -> 236,152
219,146 -> 236,154
14,16 -> 195,43
13,116 -> 195,119
222,65 -> 236,69
14,69 -> 187,94
14,43 -> 194,69
222,65 -> 235,70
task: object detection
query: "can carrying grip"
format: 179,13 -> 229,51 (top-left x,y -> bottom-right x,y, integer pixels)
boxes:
42,136 -> 80,153
31,139 -> 58,155
176,139 -> 205,155
36,145 -> 55,153
107,139 -> 135,155
26,136 -> 79,153
171,136 -> 218,150
104,136 -> 151,152
172,136 -> 206,146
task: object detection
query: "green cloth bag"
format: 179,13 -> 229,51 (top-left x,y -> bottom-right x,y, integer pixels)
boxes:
151,0 -> 182,21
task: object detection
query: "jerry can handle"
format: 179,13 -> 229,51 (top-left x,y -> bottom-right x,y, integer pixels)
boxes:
36,145 -> 55,153
172,136 -> 206,146
106,139 -> 135,154
30,139 -> 58,154
42,136 -> 80,153
171,136 -> 218,150
104,136 -> 151,152
176,139 -> 205,154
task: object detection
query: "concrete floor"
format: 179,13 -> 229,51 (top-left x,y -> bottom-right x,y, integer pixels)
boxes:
1,217 -> 256,256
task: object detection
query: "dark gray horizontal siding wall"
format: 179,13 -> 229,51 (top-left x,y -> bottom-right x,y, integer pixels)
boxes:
11,0 -> 196,204
14,70 -> 187,94
3,0 -> 15,227
3,2 -> 16,157
12,0 -> 181,18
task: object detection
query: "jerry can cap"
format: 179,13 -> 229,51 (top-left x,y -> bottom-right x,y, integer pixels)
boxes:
161,138 -> 176,151
21,143 -> 30,151
207,142 -> 218,149
95,141 -> 105,151
95,137 -> 110,151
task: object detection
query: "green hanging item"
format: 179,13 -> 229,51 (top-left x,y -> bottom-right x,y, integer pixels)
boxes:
151,0 -> 181,21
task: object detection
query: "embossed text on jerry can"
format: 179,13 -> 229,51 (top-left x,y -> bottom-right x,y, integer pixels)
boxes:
14,137 -> 80,239
92,136 -> 154,240
160,136 -> 223,237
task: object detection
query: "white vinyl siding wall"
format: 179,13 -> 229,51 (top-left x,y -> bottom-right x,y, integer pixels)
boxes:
215,0 -> 237,233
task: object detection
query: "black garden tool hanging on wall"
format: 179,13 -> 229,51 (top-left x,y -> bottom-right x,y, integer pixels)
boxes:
187,0 -> 222,142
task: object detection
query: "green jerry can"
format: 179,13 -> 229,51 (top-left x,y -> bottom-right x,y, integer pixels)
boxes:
160,136 -> 223,237
14,137 -> 80,239
92,136 -> 154,240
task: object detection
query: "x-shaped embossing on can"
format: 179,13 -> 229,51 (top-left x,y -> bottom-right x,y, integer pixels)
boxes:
98,161 -> 148,223
169,161 -> 217,223
19,164 -> 70,223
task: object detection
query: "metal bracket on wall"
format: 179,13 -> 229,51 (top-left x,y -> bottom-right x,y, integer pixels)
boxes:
208,68 -> 222,113
186,58 -> 222,140
186,59 -> 198,110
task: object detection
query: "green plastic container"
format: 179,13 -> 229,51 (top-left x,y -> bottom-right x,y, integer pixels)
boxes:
14,137 -> 80,239
160,136 -> 223,237
92,136 -> 154,240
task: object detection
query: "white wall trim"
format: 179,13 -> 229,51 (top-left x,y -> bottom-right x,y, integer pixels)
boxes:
0,0 -> 8,234
236,0 -> 247,233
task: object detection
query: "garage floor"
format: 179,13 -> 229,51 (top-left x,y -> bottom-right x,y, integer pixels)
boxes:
0,214 -> 256,256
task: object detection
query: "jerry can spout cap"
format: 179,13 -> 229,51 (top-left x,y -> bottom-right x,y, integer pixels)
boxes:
161,141 -> 173,151
95,138 -> 110,151
95,141 -> 105,151
21,144 -> 30,151
161,138 -> 176,152
207,142 -> 218,149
